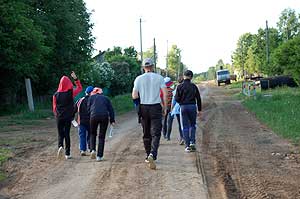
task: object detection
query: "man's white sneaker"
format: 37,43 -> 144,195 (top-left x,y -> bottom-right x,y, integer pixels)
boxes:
185,147 -> 191,153
96,156 -> 104,161
57,147 -> 64,159
80,151 -> 86,156
65,155 -> 72,160
90,150 -> 96,159
147,154 -> 156,170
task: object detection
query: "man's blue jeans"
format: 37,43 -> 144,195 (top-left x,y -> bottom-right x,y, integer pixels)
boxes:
78,124 -> 90,151
180,104 -> 197,147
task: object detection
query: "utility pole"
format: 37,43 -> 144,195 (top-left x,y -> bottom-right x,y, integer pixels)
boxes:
139,18 -> 143,74
153,38 -> 157,72
25,78 -> 34,112
265,20 -> 270,66
177,54 -> 181,79
166,40 -> 168,77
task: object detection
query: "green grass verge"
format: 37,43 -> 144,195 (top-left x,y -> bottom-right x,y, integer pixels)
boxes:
242,87 -> 300,144
0,148 -> 12,181
227,81 -> 243,89
110,94 -> 134,115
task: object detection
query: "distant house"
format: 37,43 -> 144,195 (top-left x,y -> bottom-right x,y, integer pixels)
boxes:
93,50 -> 106,64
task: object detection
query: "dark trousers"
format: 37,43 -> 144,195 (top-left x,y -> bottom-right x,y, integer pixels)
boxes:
90,116 -> 109,157
162,108 -> 171,137
166,113 -> 183,140
181,104 -> 197,147
140,104 -> 162,159
57,119 -> 72,156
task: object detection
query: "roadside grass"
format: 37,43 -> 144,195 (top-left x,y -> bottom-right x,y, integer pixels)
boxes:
0,148 -> 12,181
227,81 -> 243,89
242,87 -> 300,145
110,94 -> 134,115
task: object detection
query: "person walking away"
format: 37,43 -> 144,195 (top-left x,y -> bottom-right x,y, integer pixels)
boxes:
166,77 -> 184,143
162,77 -> 174,140
175,70 -> 201,152
53,71 -> 82,159
87,87 -> 115,161
74,86 -> 94,156
132,58 -> 167,170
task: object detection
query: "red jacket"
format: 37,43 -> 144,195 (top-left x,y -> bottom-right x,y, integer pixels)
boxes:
52,76 -> 82,120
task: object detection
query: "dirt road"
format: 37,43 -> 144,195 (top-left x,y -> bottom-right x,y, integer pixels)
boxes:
1,111 -> 207,198
199,82 -> 300,198
1,82 -> 300,199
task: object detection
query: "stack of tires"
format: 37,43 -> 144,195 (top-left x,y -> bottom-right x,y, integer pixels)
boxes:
260,75 -> 298,90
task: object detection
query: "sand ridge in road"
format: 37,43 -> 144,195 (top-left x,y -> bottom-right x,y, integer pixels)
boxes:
199,83 -> 300,199
6,112 -> 207,199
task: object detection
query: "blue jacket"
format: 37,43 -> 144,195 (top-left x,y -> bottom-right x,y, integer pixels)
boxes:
87,94 -> 115,123
170,90 -> 180,116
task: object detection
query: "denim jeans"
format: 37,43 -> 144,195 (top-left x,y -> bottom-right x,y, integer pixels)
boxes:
78,123 -> 90,151
166,113 -> 183,140
180,104 -> 197,147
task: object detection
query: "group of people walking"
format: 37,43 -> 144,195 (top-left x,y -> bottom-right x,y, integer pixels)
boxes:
132,58 -> 201,169
52,72 -> 115,161
52,57 -> 201,169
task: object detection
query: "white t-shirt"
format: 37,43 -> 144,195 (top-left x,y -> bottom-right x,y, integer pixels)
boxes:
133,72 -> 166,105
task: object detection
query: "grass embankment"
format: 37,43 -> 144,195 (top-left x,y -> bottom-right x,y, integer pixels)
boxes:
242,87 -> 300,145
110,94 -> 134,115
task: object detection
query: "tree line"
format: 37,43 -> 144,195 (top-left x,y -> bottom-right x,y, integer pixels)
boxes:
0,0 -> 142,112
196,8 -> 300,84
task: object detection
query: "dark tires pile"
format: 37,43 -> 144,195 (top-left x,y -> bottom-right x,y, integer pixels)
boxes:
260,75 -> 298,90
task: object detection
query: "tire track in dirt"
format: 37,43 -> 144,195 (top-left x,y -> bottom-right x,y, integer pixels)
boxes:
199,84 -> 300,199
2,110 -> 208,199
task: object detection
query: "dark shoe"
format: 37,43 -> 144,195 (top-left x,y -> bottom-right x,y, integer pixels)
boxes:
190,144 -> 196,152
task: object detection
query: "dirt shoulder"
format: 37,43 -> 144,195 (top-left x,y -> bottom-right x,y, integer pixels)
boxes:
1,111 -> 208,199
199,82 -> 300,198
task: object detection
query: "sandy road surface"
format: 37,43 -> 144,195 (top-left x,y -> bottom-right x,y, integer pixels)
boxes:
2,82 -> 299,199
1,110 -> 207,199
199,82 -> 300,198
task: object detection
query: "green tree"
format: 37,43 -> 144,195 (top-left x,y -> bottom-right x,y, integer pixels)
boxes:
216,59 -> 225,71
272,36 -> 300,83
277,8 -> 300,41
0,1 -> 49,104
232,33 -> 254,77
207,66 -> 216,80
167,45 -> 181,79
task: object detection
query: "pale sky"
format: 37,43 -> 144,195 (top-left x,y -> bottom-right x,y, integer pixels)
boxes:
84,0 -> 300,73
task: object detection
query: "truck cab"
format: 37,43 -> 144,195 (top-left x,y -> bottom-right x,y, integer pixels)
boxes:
216,69 -> 231,86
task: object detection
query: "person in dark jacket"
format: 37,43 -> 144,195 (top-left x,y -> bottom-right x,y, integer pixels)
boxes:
175,70 -> 201,152
74,86 -> 94,156
53,71 -> 82,159
87,87 -> 115,161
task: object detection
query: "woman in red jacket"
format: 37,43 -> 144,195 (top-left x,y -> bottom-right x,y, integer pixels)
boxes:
53,71 -> 82,159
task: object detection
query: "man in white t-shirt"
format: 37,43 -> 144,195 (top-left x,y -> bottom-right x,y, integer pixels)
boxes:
132,58 -> 167,170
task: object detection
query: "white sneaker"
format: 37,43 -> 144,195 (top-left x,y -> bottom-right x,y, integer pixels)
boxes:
91,150 -> 96,159
57,147 -> 64,159
65,155 -> 72,159
80,151 -> 86,156
185,147 -> 191,153
147,154 -> 156,170
96,156 -> 104,161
